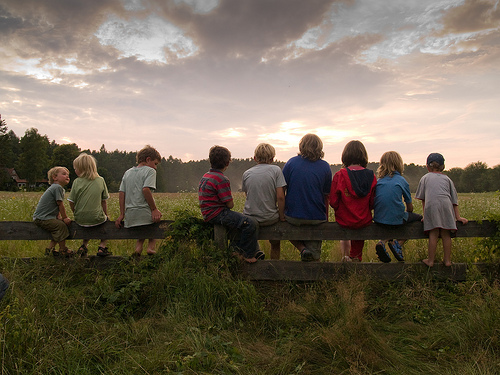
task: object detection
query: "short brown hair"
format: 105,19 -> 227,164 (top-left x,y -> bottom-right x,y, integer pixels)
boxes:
341,140 -> 368,168
428,161 -> 445,172
209,145 -> 231,170
377,151 -> 403,178
47,166 -> 69,184
299,134 -> 324,161
254,143 -> 275,164
137,145 -> 161,164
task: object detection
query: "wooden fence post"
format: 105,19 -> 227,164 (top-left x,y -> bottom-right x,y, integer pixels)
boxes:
213,224 -> 227,249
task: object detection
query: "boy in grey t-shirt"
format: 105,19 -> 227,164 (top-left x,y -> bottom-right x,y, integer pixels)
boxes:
33,166 -> 73,257
115,145 -> 162,257
242,143 -> 286,259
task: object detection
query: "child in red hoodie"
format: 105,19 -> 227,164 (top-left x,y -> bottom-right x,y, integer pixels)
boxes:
330,140 -> 377,262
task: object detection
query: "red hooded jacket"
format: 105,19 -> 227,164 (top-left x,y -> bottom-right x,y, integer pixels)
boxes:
329,166 -> 377,229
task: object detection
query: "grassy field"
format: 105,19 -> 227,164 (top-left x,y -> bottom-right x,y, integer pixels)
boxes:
1,192 -> 500,374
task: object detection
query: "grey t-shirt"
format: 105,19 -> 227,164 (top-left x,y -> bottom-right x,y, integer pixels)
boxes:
242,163 -> 286,223
415,172 -> 459,231
119,166 -> 157,228
33,183 -> 65,220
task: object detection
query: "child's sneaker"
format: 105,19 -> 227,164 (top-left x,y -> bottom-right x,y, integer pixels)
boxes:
300,248 -> 314,262
388,240 -> 404,262
375,241 -> 391,263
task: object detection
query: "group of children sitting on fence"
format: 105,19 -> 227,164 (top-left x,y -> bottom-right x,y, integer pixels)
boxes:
33,136 -> 468,266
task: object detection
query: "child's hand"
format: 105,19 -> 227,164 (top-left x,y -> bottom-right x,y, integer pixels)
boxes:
152,208 -> 162,222
458,217 -> 468,225
63,217 -> 71,226
115,215 -> 124,228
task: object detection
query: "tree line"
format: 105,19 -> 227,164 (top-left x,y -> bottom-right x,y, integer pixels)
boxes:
1,118 -> 499,193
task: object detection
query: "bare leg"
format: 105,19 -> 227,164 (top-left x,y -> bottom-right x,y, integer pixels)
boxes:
135,239 -> 145,255
146,239 -> 157,255
98,239 -> 107,248
441,229 -> 452,266
422,229 -> 439,267
340,240 -> 351,261
48,240 -> 57,249
270,240 -> 280,260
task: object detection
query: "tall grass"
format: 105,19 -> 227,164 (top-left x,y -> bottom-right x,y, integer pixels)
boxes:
1,236 -> 499,374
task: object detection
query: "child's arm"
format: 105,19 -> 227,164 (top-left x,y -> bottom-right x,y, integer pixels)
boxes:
420,200 -> 425,221
142,187 -> 162,222
115,191 -> 126,228
225,200 -> 234,209
57,200 -> 71,225
69,201 -> 75,212
405,202 -> 414,212
276,187 -> 285,221
454,205 -> 468,225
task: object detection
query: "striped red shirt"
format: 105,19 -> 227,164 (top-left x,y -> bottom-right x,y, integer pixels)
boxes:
198,169 -> 233,221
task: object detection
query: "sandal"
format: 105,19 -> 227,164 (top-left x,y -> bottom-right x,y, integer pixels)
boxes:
255,251 -> 265,260
60,247 -> 75,258
52,249 -> 60,257
77,244 -> 88,258
96,246 -> 112,257
45,247 -> 54,256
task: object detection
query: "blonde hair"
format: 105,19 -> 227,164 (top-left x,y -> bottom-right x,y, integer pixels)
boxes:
73,153 -> 99,180
47,166 -> 69,184
299,134 -> 324,161
341,140 -> 368,168
254,143 -> 275,164
377,151 -> 404,178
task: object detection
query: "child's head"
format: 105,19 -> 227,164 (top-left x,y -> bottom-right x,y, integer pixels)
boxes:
377,151 -> 404,178
209,146 -> 231,170
299,134 -> 324,161
341,140 -> 368,168
137,145 -> 161,164
426,153 -> 445,172
73,153 -> 99,180
47,166 -> 70,185
254,143 -> 275,164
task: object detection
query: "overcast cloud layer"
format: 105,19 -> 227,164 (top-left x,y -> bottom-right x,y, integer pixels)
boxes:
1,0 -> 499,167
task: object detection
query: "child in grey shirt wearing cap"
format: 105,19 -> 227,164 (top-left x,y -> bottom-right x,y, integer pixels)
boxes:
415,153 -> 468,267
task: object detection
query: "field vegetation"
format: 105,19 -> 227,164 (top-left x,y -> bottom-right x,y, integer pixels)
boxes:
1,192 -> 500,374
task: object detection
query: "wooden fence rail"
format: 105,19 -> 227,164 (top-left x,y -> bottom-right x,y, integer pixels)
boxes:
1,220 -> 498,281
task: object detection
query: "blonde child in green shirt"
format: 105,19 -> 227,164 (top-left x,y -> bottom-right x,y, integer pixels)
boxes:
68,153 -> 111,257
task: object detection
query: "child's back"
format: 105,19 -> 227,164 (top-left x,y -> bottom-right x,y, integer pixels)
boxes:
416,171 -> 458,231
120,165 -> 157,228
68,176 -> 108,226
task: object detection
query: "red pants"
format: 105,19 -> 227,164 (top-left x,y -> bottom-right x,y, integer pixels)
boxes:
349,240 -> 365,261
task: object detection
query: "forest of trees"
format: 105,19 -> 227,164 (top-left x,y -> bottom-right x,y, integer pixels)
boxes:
1,116 -> 499,194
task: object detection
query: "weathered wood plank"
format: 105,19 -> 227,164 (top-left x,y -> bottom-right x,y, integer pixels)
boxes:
256,220 -> 496,241
239,260 -> 468,281
0,221 -> 174,240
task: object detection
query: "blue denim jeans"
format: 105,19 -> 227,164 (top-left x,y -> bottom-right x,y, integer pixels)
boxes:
209,209 -> 258,258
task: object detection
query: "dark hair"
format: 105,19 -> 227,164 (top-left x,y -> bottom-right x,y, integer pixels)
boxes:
209,145 -> 231,170
137,145 -> 161,164
299,134 -> 324,161
341,140 -> 368,168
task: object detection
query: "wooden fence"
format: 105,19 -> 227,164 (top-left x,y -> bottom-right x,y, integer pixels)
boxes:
1,220 -> 498,281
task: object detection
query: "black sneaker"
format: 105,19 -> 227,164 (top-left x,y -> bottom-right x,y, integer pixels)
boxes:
375,242 -> 391,263
300,248 -> 314,262
387,240 -> 404,262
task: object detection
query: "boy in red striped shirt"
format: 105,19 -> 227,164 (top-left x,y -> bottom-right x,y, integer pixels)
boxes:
198,145 -> 260,263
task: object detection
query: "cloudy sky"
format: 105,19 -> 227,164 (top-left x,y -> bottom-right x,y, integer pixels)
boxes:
1,0 -> 499,168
